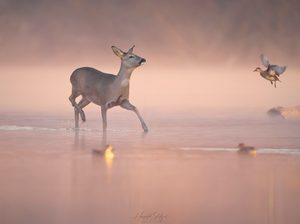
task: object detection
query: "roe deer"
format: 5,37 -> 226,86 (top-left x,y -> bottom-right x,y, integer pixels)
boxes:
69,45 -> 148,132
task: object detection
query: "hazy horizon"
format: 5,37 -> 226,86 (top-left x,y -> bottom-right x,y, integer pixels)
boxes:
1,0 -> 299,114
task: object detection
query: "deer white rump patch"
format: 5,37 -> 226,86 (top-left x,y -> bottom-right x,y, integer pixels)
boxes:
121,78 -> 129,87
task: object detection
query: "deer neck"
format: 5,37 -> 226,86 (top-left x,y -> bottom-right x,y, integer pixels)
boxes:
115,63 -> 134,87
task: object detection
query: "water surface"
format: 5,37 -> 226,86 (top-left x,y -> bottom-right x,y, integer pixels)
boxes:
0,113 -> 300,224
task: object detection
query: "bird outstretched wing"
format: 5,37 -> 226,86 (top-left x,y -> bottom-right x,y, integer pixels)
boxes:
269,65 -> 286,76
260,54 -> 270,68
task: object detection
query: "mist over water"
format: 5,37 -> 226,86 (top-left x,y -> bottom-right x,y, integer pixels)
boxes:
1,0 -> 300,113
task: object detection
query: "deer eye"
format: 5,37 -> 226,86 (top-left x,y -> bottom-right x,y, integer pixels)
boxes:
129,55 -> 134,59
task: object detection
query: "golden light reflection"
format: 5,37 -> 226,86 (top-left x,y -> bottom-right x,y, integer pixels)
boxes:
104,144 -> 114,169
104,144 -> 115,160
92,144 -> 115,176
249,150 -> 257,157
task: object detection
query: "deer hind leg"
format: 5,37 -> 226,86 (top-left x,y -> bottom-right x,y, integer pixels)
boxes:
69,88 -> 80,107
69,90 -> 89,126
69,90 -> 81,128
77,98 -> 90,122
120,99 -> 148,132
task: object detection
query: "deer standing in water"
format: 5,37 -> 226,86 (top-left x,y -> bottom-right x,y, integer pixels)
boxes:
69,45 -> 148,132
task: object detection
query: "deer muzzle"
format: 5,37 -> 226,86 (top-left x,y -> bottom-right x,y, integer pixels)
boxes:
139,58 -> 146,65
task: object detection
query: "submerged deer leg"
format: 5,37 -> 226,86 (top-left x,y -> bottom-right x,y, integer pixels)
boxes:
120,99 -> 148,132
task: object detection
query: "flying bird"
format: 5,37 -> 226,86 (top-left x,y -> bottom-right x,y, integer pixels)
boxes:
253,54 -> 286,88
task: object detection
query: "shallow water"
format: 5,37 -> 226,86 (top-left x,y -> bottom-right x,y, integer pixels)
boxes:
1,112 -> 300,151
0,113 -> 300,224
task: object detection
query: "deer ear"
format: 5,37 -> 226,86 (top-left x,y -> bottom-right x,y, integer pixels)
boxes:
127,45 -> 135,54
111,46 -> 125,58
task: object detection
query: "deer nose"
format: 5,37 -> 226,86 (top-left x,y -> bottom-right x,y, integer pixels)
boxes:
140,58 -> 146,65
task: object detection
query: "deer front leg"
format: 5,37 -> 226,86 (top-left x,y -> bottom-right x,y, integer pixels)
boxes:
101,106 -> 108,132
120,99 -> 149,132
105,95 -> 123,109
105,101 -> 117,109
